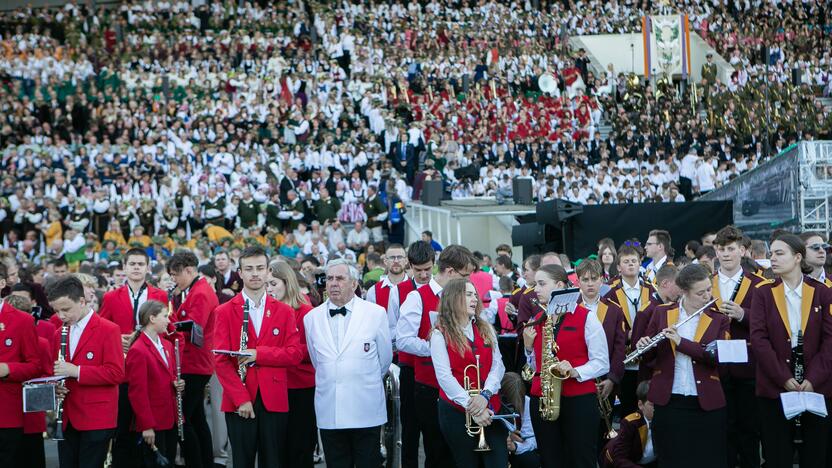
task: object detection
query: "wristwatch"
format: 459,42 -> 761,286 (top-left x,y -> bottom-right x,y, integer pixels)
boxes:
480,389 -> 493,401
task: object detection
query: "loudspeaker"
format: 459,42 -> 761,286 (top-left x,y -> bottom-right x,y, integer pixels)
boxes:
513,178 -> 533,205
421,179 -> 443,206
536,199 -> 584,226
512,223 -> 545,246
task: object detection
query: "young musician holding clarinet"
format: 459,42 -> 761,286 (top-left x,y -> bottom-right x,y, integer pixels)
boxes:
125,300 -> 185,467
523,264 -> 609,468
48,276 -> 124,468
750,234 -> 832,468
431,278 -> 507,468
634,264 -> 729,468
213,246 -> 303,468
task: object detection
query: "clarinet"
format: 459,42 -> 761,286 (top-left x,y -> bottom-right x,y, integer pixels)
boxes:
174,339 -> 184,441
55,325 -> 69,441
239,299 -> 250,383
793,330 -> 805,443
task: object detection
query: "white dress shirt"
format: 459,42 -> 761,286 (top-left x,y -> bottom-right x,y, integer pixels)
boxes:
242,290 -> 267,336
621,279 -> 642,324
128,282 -> 149,331
524,308 -> 610,382
365,275 -> 404,339
513,397 -> 537,454
145,331 -> 168,366
645,256 -> 667,282
70,309 -> 95,359
396,278 -> 441,357
718,268 -> 743,304
671,301 -> 699,396
328,296 -> 356,350
784,280 -> 803,348
430,322 -> 504,408
638,418 -> 656,464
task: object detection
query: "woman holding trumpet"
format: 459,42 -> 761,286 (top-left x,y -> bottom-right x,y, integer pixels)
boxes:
125,300 -> 186,467
635,264 -> 729,468
523,264 -> 609,468
430,278 -> 508,468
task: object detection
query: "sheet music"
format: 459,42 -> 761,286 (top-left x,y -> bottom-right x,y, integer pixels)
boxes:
211,349 -> 254,357
780,391 -> 829,419
716,340 -> 748,363
803,392 -> 828,417
23,376 -> 66,385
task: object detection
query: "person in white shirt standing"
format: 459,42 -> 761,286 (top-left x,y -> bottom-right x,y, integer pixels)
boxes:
304,259 -> 393,468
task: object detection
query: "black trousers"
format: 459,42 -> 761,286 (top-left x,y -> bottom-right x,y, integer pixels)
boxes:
414,382 -> 454,468
58,423 -> 115,468
22,432 -> 46,468
286,387 -> 317,468
723,377 -> 760,468
319,426 -> 381,468
182,373 -> 213,468
758,396 -> 829,468
510,450 -> 541,468
113,382 -> 140,468
225,392 -> 287,468
618,369 -> 639,419
139,428 -> 177,468
530,393 -> 599,468
653,395 -> 727,468
398,364 -> 420,468
0,427 -> 24,468
437,399 -> 508,468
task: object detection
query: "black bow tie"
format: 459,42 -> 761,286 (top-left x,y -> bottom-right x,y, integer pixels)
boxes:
329,307 -> 348,317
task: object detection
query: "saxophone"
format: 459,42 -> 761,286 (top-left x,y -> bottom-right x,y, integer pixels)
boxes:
539,313 -> 568,421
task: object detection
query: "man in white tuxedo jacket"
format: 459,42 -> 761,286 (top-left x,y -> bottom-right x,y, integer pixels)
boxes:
304,259 -> 393,468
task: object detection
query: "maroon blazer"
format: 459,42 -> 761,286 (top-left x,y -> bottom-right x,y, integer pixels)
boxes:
749,276 -> 832,399
600,412 -> 650,468
642,303 -> 730,411
712,272 -> 764,380
604,280 -> 657,344
632,295 -> 671,382
99,284 -> 169,334
579,296 -> 627,384
515,286 -> 539,326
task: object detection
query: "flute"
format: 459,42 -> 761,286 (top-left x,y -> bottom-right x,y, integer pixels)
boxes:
624,299 -> 717,365
174,339 -> 184,441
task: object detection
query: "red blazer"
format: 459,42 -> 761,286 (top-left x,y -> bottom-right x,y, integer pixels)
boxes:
213,294 -> 303,413
24,336 -> 53,434
712,273 -> 763,380
750,276 -> 832,398
99,284 -> 169,334
579,296 -> 627,384
36,319 -> 56,341
125,332 -> 177,431
170,278 -> 219,375
0,304 -> 42,428
287,301 -> 315,389
52,312 -> 124,431
642,303 -> 729,411
600,412 -> 650,468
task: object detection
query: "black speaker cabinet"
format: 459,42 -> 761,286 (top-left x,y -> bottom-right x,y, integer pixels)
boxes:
512,223 -> 545,246
422,179 -> 444,206
536,199 -> 584,226
512,178 -> 533,205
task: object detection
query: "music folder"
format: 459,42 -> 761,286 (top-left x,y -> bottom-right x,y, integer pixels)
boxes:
175,320 -> 204,348
211,349 -> 254,357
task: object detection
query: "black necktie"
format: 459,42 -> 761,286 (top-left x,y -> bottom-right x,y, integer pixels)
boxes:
329,307 -> 347,317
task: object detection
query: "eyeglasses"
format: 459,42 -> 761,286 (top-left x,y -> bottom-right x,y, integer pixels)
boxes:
386,255 -> 406,262
808,243 -> 830,251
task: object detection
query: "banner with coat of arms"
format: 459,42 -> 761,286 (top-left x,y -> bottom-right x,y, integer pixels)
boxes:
642,14 -> 692,79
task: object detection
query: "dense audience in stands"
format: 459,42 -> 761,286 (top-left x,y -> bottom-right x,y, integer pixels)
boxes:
0,0 -> 830,267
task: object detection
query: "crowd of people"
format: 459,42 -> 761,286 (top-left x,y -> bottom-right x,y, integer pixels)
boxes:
0,1 -> 831,272
2,219 -> 832,468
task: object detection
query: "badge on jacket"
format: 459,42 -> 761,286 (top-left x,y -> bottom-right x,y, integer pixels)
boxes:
364,342 -> 370,352
86,352 -> 94,360
272,328 -> 279,336
4,338 -> 11,346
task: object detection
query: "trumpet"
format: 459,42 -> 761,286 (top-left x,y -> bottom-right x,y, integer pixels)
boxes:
463,355 -> 490,452
55,325 -> 68,441
597,378 -> 617,439
624,299 -> 717,364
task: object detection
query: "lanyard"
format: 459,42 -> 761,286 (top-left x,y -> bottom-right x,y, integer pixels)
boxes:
129,283 -> 148,331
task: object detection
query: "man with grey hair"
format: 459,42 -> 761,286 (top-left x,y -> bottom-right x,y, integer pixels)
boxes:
303,259 -> 393,468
